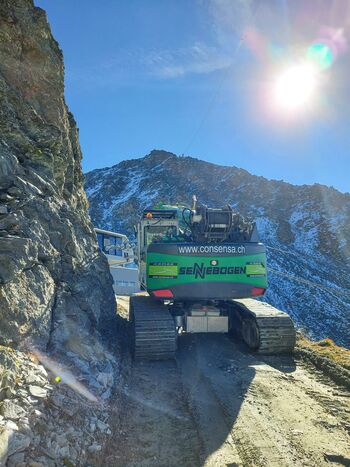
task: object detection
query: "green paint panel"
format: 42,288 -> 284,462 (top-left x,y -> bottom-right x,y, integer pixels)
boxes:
146,248 -> 268,290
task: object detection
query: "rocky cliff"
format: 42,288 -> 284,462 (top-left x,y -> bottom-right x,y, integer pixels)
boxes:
0,0 -> 115,351
85,150 -> 350,347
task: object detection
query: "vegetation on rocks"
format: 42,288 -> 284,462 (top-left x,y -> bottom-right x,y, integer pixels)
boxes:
297,336 -> 350,370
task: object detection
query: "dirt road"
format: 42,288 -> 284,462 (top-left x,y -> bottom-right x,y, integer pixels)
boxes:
102,297 -> 350,467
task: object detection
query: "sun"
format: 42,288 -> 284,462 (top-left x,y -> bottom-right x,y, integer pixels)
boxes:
273,63 -> 318,112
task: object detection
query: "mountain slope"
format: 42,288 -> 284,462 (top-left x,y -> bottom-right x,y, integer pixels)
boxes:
85,150 -> 350,347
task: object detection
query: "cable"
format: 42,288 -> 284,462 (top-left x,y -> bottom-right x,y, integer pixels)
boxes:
265,244 -> 350,298
182,1 -> 261,156
182,36 -> 244,156
268,267 -> 350,299
266,245 -> 300,255
266,245 -> 324,261
182,207 -> 194,240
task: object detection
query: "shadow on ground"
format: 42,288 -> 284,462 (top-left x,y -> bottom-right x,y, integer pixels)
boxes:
101,304 -> 298,467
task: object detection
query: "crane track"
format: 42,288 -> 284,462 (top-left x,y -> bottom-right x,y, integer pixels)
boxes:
227,299 -> 296,354
130,295 -> 177,360
130,296 -> 295,359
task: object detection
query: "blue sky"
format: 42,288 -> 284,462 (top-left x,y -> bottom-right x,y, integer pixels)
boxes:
35,0 -> 349,193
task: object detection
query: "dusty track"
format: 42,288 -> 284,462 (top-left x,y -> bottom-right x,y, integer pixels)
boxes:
102,297 -> 350,467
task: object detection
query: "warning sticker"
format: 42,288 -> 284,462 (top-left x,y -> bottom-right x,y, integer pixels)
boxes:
148,262 -> 178,279
246,262 -> 266,277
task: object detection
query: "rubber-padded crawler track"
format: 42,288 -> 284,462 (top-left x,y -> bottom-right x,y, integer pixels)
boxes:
228,299 -> 296,354
130,296 -> 177,361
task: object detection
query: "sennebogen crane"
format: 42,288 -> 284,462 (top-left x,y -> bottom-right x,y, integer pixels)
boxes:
131,196 -> 296,360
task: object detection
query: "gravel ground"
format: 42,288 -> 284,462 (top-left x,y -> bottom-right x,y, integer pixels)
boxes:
101,296 -> 350,467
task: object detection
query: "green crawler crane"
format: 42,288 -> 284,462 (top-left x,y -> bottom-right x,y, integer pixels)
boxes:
131,196 -> 296,360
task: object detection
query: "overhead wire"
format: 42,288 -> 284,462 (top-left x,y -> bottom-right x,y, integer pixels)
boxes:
182,2 -> 261,156
268,267 -> 350,299
265,244 -> 350,298
182,36 -> 244,156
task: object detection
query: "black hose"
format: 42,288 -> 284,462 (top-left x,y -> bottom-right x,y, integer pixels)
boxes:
182,208 -> 194,241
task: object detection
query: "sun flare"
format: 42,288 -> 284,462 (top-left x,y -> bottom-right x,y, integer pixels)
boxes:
273,64 -> 318,112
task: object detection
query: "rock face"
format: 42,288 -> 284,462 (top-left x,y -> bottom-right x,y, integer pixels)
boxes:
85,150 -> 350,347
0,0 -> 115,350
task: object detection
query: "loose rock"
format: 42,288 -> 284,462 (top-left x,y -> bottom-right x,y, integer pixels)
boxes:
29,386 -> 47,399
0,401 -> 26,420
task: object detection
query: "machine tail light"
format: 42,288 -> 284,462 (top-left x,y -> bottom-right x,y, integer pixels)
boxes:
152,289 -> 174,298
252,287 -> 266,296
153,288 -> 265,298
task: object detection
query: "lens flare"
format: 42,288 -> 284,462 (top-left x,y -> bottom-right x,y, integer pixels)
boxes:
308,43 -> 333,70
273,63 -> 318,112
